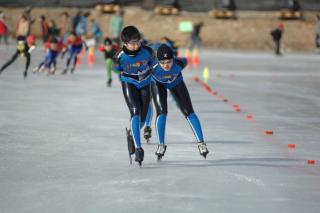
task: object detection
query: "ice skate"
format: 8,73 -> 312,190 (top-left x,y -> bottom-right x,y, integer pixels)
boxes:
39,65 -> 47,73
125,128 -> 135,165
198,143 -> 209,159
155,144 -> 167,161
23,71 -> 27,79
48,67 -> 56,75
61,68 -> 68,75
107,78 -> 112,87
32,66 -> 39,73
134,147 -> 144,167
70,66 -> 75,74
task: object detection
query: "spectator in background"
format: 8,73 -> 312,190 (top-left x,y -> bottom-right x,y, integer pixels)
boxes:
15,14 -> 30,39
0,11 -> 9,45
39,15 -> 49,43
271,22 -> 284,55
23,6 -> 35,35
109,9 -> 123,44
48,20 -> 60,38
60,12 -> 72,42
90,18 -> 103,44
75,12 -> 90,37
72,11 -> 82,33
315,15 -> 320,53
189,21 -> 203,51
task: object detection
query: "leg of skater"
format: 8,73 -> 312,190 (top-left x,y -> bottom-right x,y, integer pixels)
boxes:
151,81 -> 168,159
0,51 -> 19,74
170,81 -> 209,158
106,58 -> 113,87
122,81 -> 145,164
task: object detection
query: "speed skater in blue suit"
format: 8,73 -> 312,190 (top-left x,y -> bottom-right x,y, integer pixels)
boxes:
150,44 -> 209,160
113,26 -> 155,166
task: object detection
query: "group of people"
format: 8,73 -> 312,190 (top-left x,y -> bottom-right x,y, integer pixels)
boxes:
0,8 -> 125,79
113,26 -> 209,166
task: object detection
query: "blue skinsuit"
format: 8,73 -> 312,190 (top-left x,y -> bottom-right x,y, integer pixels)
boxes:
113,45 -> 155,148
151,57 -> 204,145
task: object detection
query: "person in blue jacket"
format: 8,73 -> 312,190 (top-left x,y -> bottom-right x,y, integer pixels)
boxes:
151,44 -> 209,160
113,26 -> 155,166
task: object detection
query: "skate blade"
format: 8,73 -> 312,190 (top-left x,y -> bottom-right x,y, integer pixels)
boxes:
201,152 -> 209,159
144,135 -> 151,140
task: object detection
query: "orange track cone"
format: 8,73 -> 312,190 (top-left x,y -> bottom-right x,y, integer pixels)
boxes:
88,47 -> 95,65
192,49 -> 199,67
186,49 -> 192,65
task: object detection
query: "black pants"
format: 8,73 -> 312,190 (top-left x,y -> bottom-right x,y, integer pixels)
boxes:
151,81 -> 194,117
274,40 -> 281,55
122,82 -> 151,124
316,34 -> 320,48
0,51 -> 31,73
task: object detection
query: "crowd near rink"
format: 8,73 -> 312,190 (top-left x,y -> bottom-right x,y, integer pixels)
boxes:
0,1 -> 320,212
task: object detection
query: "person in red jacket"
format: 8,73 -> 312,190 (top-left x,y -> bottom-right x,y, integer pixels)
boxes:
61,32 -> 84,74
0,11 -> 9,45
33,37 -> 65,75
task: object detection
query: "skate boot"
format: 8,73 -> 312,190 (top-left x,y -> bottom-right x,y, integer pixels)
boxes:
32,66 -> 39,73
155,144 -> 167,161
70,67 -> 75,74
144,126 -> 152,143
135,147 -> 144,167
107,78 -> 112,87
48,67 -> 56,75
126,128 -> 135,164
198,143 -> 209,159
23,71 -> 27,79
61,68 -> 68,75
39,65 -> 46,73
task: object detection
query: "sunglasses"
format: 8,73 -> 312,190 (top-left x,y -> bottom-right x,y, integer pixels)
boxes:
159,59 -> 173,65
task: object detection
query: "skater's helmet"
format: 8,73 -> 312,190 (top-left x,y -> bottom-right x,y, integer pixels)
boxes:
157,44 -> 173,61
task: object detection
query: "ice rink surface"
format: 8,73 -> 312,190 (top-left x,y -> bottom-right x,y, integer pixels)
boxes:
0,45 -> 319,213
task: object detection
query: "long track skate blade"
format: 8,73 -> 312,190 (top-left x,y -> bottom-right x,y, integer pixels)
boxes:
202,152 -> 208,159
129,155 -> 132,165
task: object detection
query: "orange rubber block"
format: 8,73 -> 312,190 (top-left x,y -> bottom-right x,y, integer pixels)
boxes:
233,104 -> 240,108
307,160 -> 316,165
287,144 -> 296,149
245,115 -> 253,121
211,91 -> 218,96
234,107 -> 241,112
264,130 -> 274,135
193,76 -> 200,82
202,84 -> 212,92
